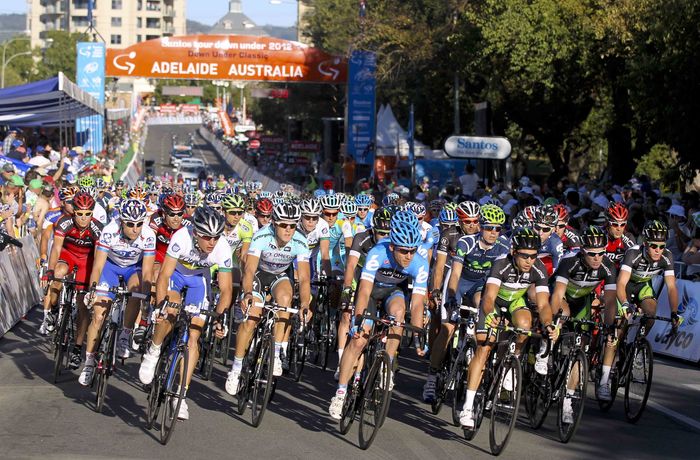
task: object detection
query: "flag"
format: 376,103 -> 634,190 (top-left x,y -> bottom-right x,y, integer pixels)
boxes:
88,0 -> 94,27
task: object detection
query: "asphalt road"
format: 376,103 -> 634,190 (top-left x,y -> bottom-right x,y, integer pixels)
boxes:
1,306 -> 699,460
143,124 -> 235,178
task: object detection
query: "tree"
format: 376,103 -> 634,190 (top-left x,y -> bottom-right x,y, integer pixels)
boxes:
32,31 -> 86,81
2,35 -> 33,87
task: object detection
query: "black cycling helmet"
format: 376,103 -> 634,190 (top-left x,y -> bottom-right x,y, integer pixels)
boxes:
511,227 -> 542,250
581,225 -> 607,248
192,205 -> 226,237
642,220 -> 668,242
372,207 -> 392,233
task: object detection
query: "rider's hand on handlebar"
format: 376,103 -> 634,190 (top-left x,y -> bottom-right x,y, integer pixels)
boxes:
485,311 -> 499,329
546,323 -> 560,342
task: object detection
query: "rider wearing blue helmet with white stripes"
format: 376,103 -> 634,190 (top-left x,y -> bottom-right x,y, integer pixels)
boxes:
355,194 -> 374,229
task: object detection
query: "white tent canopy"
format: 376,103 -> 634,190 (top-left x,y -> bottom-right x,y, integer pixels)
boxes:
375,104 -> 434,157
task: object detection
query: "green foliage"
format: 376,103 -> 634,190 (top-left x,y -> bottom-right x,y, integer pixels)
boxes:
635,144 -> 681,192
32,31 -> 85,82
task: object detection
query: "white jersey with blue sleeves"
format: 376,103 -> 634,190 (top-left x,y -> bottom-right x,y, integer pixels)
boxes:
248,225 -> 311,274
96,218 -> 156,267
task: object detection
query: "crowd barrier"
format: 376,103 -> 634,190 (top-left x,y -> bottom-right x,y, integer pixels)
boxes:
121,125 -> 148,186
0,235 -> 42,338
649,278 -> 700,363
199,128 -> 296,192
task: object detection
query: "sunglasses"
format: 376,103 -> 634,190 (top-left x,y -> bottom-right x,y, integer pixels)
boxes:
276,222 -> 297,229
166,211 -> 184,218
124,221 -> 144,228
302,215 -> 320,221
556,223 -> 567,229
357,207 -> 369,212
535,225 -> 553,233
186,205 -> 197,209
515,252 -> 538,260
482,225 -> 502,232
74,211 -> 93,217
374,230 -> 390,237
323,212 -> 339,217
609,221 -> 627,227
196,233 -> 220,242
226,210 -> 244,215
648,243 -> 666,250
210,206 -> 223,212
460,219 -> 479,225
395,247 -> 417,255
257,214 -> 271,219
584,250 -> 606,258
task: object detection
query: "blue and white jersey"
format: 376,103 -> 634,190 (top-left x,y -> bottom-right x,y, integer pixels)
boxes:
328,219 -> 365,268
361,239 -> 430,296
167,226 -> 233,275
360,209 -> 374,229
97,218 -> 156,267
249,225 -> 311,275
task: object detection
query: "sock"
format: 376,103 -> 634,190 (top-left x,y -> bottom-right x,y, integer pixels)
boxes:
463,389 -> 476,412
566,388 -> 575,396
232,356 -> 243,372
600,365 -> 611,385
43,309 -> 49,320
149,343 -> 161,356
353,371 -> 361,381
537,341 -> 548,358
337,348 -> 344,362
274,342 -> 282,357
337,384 -> 347,395
388,356 -> 394,365
281,342 -> 288,355
85,352 -> 95,365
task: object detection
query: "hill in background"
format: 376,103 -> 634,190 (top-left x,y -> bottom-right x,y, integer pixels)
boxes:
0,14 -> 27,42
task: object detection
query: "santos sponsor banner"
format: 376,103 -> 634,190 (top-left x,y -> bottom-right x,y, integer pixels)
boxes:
444,136 -> 512,160
649,279 -> 700,362
106,35 -> 347,83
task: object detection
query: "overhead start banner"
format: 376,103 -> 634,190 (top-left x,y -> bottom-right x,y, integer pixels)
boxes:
106,35 -> 347,83
76,42 -> 105,153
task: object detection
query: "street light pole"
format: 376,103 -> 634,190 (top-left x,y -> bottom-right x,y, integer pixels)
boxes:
1,51 -> 32,89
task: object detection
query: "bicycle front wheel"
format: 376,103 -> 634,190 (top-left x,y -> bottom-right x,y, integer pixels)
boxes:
52,309 -> 72,383
146,352 -> 166,429
557,349 -> 588,443
489,356 -> 522,456
624,338 -> 653,423
160,350 -> 188,445
95,326 -> 117,413
250,334 -> 275,428
358,352 -> 392,450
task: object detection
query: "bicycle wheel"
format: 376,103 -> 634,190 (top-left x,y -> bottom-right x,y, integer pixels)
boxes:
431,353 -> 452,416
202,334 -> 216,381
339,380 -> 360,435
624,339 -> 653,423
52,307 -> 72,383
236,354 -> 251,416
358,352 -> 392,450
489,356 -> 522,456
452,343 -> 474,426
250,334 -> 275,428
95,326 -> 116,413
524,374 -> 551,430
146,352 -> 166,429
557,349 -> 588,443
319,309 -> 331,370
160,350 -> 188,445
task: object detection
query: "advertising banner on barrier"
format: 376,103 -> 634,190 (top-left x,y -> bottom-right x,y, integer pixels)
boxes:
0,236 -> 42,337
649,279 -> 700,362
76,42 -> 105,153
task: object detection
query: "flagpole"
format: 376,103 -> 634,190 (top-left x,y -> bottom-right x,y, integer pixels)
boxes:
408,103 -> 415,190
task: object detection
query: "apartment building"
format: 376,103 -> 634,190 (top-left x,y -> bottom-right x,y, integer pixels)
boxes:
27,0 -> 187,49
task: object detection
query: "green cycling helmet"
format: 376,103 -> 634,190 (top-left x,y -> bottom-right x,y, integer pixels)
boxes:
480,204 -> 506,225
222,193 -> 246,211
77,176 -> 96,188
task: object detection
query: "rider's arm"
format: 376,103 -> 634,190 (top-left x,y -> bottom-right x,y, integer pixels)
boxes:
297,260 -> 312,309
664,273 -> 680,315
39,224 -> 52,260
446,259 -> 463,300
215,270 -> 233,314
241,254 -> 259,297
550,280 -> 567,314
238,241 -> 250,268
155,254 -> 177,304
141,254 -> 155,296
480,280 -> 498,316
535,290 -> 554,327
431,251 -> 448,293
353,278 -> 373,317
88,247 -> 109,288
616,267 -> 631,305
343,252 -> 359,288
47,233 -> 64,271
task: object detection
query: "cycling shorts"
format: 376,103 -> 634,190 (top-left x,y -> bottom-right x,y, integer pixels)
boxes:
626,281 -> 656,303
95,259 -> 142,300
365,284 -> 408,319
168,269 -> 211,316
441,278 -> 485,323
58,249 -> 93,287
252,269 -> 291,302
563,294 -> 594,322
476,296 -> 530,333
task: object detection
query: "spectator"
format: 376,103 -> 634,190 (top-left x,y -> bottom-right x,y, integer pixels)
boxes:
459,164 -> 479,197
666,204 -> 690,260
2,128 -> 18,155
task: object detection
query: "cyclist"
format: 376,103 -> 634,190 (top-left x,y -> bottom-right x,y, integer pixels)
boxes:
598,220 -> 681,401
78,199 -> 155,385
42,191 -> 104,369
139,206 -> 233,420
456,201 -> 481,237
407,201 -> 437,261
221,193 -> 254,270
533,205 -> 564,276
254,197 -> 274,231
297,198 -> 332,278
356,194 -> 374,229
424,204 -> 509,402
553,204 -> 581,253
184,192 -> 200,217
458,227 -> 558,429
329,210 -> 428,420
225,202 -> 311,395
604,203 -> 634,268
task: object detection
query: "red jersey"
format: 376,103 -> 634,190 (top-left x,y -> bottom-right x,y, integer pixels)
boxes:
605,233 -> 635,268
149,213 -> 190,263
54,214 -> 103,257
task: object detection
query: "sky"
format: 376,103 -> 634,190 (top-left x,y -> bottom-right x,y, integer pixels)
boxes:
0,0 -> 298,27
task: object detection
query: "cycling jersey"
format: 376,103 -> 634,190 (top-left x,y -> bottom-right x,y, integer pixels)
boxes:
54,214 -> 103,257
454,234 -> 511,281
486,255 -> 549,304
167,226 -> 233,276
361,239 -> 430,296
297,219 -> 330,275
96,219 -> 156,267
560,227 -> 581,252
605,233 -> 635,267
248,225 -> 310,275
93,203 -> 108,225
243,213 -> 258,233
435,225 -> 463,269
149,214 -> 191,264
620,245 -> 674,283
538,233 -> 564,275
328,219 -> 364,270
348,229 -> 378,281
554,252 -> 617,300
222,219 -> 254,264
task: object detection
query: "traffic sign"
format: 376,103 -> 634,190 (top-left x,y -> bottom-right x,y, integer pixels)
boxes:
249,139 -> 261,149
444,136 -> 511,159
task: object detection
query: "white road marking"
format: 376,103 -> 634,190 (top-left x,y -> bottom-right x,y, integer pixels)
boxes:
647,400 -> 700,431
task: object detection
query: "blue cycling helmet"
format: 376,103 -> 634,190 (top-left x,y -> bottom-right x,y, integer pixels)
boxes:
439,206 -> 458,225
355,194 -> 373,208
313,189 -> 326,198
391,209 -> 420,229
382,192 -> 400,206
390,220 -> 422,248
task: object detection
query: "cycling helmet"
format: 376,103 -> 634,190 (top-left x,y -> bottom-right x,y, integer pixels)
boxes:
301,198 -> 322,216
80,185 -> 97,199
429,199 -> 445,216
255,197 -> 274,215
184,193 -> 200,207
272,202 -> 302,223
119,199 -> 147,222
161,194 -> 185,213
553,204 -> 569,224
512,211 -> 533,228
320,193 -> 341,210
406,201 -> 427,219
606,202 -> 629,222
259,190 -> 273,199
272,196 -> 284,206
340,201 -> 358,218
523,205 -> 539,221
313,189 -> 326,199
511,227 -> 542,250
222,193 -> 245,211
77,176 -> 96,188
543,197 -> 559,207
390,219 -> 422,248
192,205 -> 226,237
391,209 -> 420,229
274,190 -> 285,199
148,184 -> 160,195
128,187 -> 148,201
205,192 -> 223,206
95,178 -> 106,190
534,205 -> 559,227
72,191 -> 95,211
642,220 -> 668,242
372,207 -> 392,233
439,206 -> 458,225
115,180 -> 125,188
581,225 -> 607,248
480,204 -> 506,225
457,201 -> 481,221
382,193 -> 400,206
355,194 -> 373,208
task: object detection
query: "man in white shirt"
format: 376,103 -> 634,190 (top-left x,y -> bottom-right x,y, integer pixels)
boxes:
459,164 -> 479,198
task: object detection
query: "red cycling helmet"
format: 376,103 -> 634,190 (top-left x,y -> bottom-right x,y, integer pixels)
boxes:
553,204 -> 569,223
72,191 -> 96,211
606,202 -> 629,222
255,197 -> 274,215
161,194 -> 185,213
